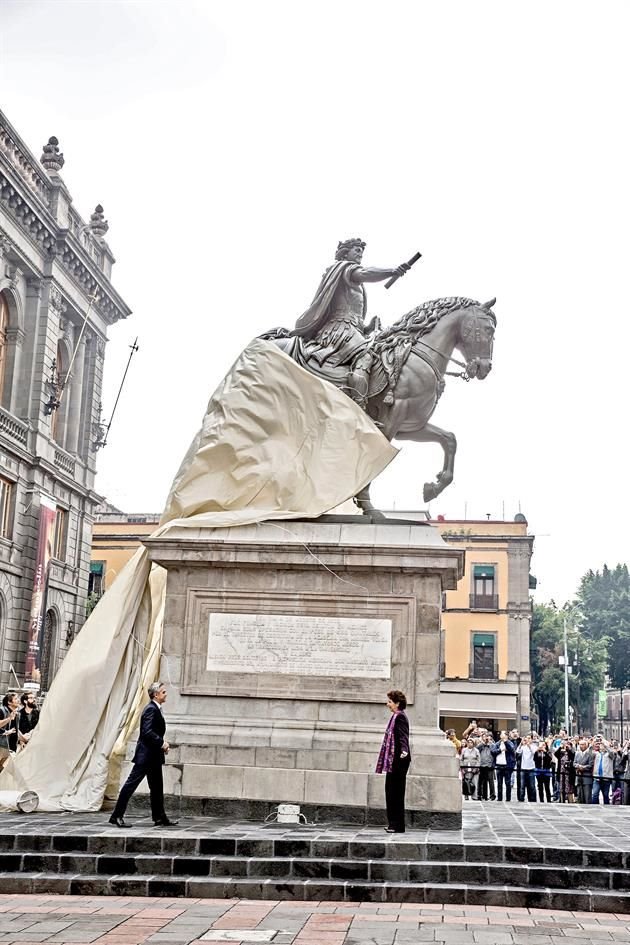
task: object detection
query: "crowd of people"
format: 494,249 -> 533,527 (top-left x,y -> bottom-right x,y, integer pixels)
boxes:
0,690 -> 40,771
446,720 -> 630,805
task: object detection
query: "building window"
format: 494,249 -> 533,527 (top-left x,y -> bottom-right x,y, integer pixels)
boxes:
470,564 -> 498,610
53,507 -> 67,560
0,293 -> 8,403
471,632 -> 496,679
89,560 -> 105,597
0,476 -> 14,539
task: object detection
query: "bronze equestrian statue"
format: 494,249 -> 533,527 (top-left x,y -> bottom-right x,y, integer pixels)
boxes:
262,238 -> 496,515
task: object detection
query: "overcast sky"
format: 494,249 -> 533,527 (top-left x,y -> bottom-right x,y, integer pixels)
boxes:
1,0 -> 628,604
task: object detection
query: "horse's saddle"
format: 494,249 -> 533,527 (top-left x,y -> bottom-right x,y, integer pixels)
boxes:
367,337 -> 413,403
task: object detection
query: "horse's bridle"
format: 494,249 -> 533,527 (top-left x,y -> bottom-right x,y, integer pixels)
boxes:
413,309 -> 495,382
412,338 -> 471,381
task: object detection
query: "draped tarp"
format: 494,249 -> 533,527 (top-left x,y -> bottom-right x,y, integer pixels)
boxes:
0,339 -> 397,811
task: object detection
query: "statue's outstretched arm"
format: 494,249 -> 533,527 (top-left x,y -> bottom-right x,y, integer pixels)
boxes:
351,264 -> 410,284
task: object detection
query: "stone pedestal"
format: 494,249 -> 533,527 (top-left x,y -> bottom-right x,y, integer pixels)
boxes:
143,518 -> 464,828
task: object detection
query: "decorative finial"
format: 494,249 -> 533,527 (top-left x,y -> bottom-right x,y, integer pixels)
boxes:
40,136 -> 65,172
89,204 -> 109,239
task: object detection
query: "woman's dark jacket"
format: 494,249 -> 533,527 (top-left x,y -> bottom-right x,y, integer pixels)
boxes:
391,711 -> 411,770
554,747 -> 576,789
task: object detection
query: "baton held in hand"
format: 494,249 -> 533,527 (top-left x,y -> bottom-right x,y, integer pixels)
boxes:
385,251 -> 422,289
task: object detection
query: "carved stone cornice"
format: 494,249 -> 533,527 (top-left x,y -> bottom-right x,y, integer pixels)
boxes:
0,167 -> 131,324
0,121 -> 51,206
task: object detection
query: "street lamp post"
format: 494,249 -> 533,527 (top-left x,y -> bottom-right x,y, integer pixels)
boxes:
563,616 -> 570,735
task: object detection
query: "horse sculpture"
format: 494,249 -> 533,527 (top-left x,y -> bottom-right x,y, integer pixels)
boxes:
263,296 -> 496,515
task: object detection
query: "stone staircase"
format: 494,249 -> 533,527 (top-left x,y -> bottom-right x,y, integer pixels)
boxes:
1,827 -> 629,913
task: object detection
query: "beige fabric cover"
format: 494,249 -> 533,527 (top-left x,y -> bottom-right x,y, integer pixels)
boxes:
0,340 -> 397,810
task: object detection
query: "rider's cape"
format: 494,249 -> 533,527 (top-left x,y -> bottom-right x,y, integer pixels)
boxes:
293,261 -> 361,339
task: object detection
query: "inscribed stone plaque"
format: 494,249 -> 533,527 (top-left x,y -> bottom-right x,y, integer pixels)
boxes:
206,612 -> 392,678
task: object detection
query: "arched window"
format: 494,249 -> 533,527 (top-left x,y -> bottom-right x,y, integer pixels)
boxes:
40,609 -> 57,691
0,293 -> 9,405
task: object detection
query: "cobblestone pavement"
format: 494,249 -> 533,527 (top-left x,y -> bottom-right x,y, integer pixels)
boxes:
1,895 -> 630,945
1,803 -> 630,852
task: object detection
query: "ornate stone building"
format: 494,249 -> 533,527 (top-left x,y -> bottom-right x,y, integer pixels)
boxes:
0,109 -> 131,691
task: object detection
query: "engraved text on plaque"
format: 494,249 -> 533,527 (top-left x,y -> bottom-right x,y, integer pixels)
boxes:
207,612 -> 392,678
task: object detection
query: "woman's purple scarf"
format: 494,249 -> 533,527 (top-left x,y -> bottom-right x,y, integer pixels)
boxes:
376,710 -> 401,774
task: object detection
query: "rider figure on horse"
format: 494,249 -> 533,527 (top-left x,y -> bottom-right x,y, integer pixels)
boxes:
292,238 -> 411,408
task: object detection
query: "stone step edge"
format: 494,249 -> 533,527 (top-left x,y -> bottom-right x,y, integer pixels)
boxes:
0,873 -> 628,912
1,853 -> 628,890
1,836 -> 628,869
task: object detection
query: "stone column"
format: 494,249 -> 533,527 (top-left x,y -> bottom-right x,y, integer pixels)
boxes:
4,326 -> 24,414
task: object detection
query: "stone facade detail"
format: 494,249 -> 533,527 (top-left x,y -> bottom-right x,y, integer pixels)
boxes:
0,107 -> 131,691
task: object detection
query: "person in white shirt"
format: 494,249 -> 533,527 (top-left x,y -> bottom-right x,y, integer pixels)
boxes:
516,735 -> 538,802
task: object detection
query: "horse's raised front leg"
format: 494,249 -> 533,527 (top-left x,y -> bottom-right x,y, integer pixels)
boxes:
408,422 -> 457,503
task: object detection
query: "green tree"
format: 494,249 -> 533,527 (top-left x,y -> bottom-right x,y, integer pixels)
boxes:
85,592 -> 101,618
576,563 -> 630,690
530,602 -> 565,733
530,602 -> 607,734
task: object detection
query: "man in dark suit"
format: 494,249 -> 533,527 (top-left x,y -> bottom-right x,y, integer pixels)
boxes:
109,682 -> 177,827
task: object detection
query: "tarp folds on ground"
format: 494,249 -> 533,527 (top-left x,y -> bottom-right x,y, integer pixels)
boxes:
0,339 -> 397,811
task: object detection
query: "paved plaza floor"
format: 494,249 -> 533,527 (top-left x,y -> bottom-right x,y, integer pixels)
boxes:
2,802 -> 630,853
1,894 -> 630,945
1,804 -> 630,942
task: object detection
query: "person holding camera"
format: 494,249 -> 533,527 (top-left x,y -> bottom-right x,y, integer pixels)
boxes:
459,738 -> 481,800
573,737 -> 594,804
0,691 -> 20,770
477,732 -> 497,801
591,736 -> 615,805
533,741 -> 554,802
491,731 -> 516,802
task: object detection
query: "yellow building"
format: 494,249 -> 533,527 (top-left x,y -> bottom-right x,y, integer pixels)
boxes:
89,504 -> 159,599
434,516 -> 534,736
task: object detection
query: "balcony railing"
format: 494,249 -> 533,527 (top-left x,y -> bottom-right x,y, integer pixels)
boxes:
54,447 -> 76,477
0,406 -> 28,446
469,593 -> 498,611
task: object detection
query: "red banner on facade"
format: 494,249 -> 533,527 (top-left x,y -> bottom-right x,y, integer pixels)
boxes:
24,494 -> 57,690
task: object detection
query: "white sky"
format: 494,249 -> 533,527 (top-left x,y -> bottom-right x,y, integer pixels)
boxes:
1,0 -> 628,604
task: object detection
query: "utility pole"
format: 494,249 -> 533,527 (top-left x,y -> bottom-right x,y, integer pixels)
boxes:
620,687 -> 624,743
563,615 -> 570,734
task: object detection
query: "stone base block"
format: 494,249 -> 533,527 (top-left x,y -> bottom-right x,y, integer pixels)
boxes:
140,519 -> 464,830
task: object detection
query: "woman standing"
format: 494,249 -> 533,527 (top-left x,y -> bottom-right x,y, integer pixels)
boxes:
533,742 -> 553,802
376,689 -> 411,833
459,738 -> 481,800
554,740 -> 576,803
